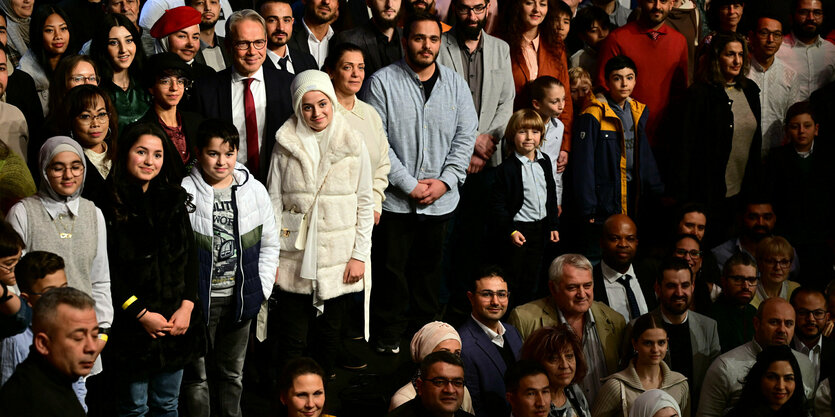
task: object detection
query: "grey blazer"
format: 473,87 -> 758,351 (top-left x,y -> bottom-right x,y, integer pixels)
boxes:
436,29 -> 515,167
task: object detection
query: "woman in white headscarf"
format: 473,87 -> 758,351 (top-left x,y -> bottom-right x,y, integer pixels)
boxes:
266,69 -> 374,378
389,321 -> 475,413
0,0 -> 33,66
629,390 -> 682,417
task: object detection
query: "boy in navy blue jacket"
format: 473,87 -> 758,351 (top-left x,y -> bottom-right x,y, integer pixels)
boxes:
492,109 -> 560,307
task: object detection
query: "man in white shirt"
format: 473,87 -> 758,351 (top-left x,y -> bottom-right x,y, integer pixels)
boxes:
258,0 -> 318,74
592,214 -> 656,322
775,0 -> 835,100
791,287 -> 834,384
748,13 -> 801,157
285,0 -> 337,68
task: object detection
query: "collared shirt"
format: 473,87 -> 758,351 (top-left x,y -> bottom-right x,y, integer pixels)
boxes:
600,261 -> 649,321
521,34 -> 540,80
302,20 -> 334,69
557,307 -> 606,403
606,96 -> 635,181
660,309 -> 689,324
540,116 -> 564,205
230,66 -> 267,166
749,56 -> 800,157
797,141 -> 815,158
793,335 -> 822,383
471,314 -> 506,347
267,48 -> 295,74
776,34 -> 835,101
513,150 -> 548,222
200,38 -> 227,72
457,33 -> 484,114
364,60 -> 478,216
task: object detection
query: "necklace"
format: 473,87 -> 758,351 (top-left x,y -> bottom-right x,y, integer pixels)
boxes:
55,214 -> 75,239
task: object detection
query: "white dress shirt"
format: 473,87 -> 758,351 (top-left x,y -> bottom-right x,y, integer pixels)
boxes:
775,34 -> 835,101
748,56 -> 800,157
230,67 -> 267,165
601,261 -> 649,321
267,48 -> 296,74
793,335 -> 823,383
471,314 -> 506,347
302,20 -> 334,69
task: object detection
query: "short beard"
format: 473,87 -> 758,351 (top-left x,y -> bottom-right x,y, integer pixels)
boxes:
373,10 -> 401,30
795,22 -> 821,39
456,19 -> 485,41
199,20 -> 217,31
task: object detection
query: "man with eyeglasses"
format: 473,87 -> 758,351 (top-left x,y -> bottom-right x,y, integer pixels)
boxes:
388,350 -> 475,417
457,266 -> 522,417
698,297 -> 816,417
707,252 -> 758,353
790,287 -> 834,384
747,12 -> 801,157
775,0 -> 835,101
194,9 -> 294,181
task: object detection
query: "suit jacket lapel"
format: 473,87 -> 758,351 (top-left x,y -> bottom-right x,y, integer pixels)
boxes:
467,319 -> 507,374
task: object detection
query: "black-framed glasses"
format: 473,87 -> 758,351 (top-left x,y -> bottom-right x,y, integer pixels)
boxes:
796,309 -> 827,320
232,39 -> 267,50
476,290 -> 509,300
674,249 -> 702,258
425,377 -> 466,388
726,275 -> 758,285
455,3 -> 487,15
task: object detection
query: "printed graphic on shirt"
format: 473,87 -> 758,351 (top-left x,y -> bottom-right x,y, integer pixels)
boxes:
212,186 -> 237,291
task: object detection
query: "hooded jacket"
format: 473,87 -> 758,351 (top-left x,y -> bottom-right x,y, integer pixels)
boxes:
181,163 -> 279,323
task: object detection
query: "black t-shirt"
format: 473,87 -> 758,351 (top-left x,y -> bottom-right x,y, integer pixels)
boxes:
421,65 -> 441,102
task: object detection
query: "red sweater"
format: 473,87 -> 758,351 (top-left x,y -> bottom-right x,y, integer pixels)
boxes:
596,21 -> 689,147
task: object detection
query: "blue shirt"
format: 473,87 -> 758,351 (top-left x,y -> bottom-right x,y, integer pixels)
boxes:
364,60 -> 478,216
513,150 -> 548,222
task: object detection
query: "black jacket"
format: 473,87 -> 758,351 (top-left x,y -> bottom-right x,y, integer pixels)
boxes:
100,180 -> 204,377
0,351 -> 86,417
387,398 -> 475,417
8,70 -> 45,177
135,109 -> 205,179
262,46 -> 318,74
592,261 -> 658,314
491,152 -> 560,237
333,22 -> 404,76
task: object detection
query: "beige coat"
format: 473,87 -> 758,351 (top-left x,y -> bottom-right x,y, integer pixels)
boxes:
591,360 -> 690,417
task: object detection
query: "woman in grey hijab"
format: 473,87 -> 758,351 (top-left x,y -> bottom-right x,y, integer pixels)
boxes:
0,0 -> 32,66
629,390 -> 682,417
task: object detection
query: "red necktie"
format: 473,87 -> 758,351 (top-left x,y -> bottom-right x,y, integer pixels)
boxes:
244,78 -> 259,174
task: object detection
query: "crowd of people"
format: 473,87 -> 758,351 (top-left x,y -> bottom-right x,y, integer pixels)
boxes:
0,0 -> 834,415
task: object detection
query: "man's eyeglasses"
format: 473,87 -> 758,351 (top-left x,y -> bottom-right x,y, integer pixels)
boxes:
425,377 -> 466,388
796,309 -> 827,320
455,3 -> 487,15
476,290 -> 509,300
726,275 -> 758,285
232,39 -> 267,50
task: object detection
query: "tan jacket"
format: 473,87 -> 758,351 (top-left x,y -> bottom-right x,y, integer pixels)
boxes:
591,361 -> 690,417
508,297 -> 626,374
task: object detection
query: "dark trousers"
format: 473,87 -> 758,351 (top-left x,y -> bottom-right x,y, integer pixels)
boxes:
371,212 -> 449,344
502,219 -> 547,308
272,291 -> 350,374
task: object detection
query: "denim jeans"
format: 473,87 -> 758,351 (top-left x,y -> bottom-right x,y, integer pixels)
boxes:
118,368 -> 184,417
181,295 -> 251,417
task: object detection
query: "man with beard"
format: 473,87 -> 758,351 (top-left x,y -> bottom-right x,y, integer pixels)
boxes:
592,214 -> 656,322
791,287 -> 834,384
748,13 -> 801,157
776,0 -> 835,101
623,258 -> 720,413
258,0 -> 317,74
333,0 -> 404,77
697,297 -> 816,417
286,0 -> 338,68
188,0 -> 231,71
365,12 -> 477,355
595,0 -> 688,147
712,201 -> 799,276
435,0 -> 514,307
707,252 -> 759,353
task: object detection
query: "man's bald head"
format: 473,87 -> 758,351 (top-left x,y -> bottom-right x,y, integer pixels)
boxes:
754,297 -> 796,346
601,214 -> 638,271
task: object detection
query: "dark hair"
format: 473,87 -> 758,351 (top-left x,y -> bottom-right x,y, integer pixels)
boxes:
54,85 -> 119,161
256,0 -> 294,13
528,75 -> 564,103
32,287 -> 95,335
604,55 -> 637,79
28,5 -> 76,78
0,220 -> 25,257
471,265 -> 506,292
16,251 -> 65,295
504,360 -> 549,393
784,101 -> 817,126
48,55 -> 99,117
723,251 -> 758,276
195,118 -> 240,151
419,350 -> 464,378
497,0 -> 565,55
552,0 -> 571,19
789,286 -> 827,308
521,324 -> 588,384
278,357 -> 326,394
323,42 -> 366,73
696,32 -> 750,88
90,13 -> 146,86
657,256 -> 694,286
571,5 -> 610,37
707,0 -> 746,33
403,11 -> 443,41
732,345 -> 807,415
630,313 -> 666,342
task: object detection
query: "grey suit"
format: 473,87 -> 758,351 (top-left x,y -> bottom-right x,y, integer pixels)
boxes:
333,22 -> 404,77
436,29 -> 515,167
623,308 -> 721,412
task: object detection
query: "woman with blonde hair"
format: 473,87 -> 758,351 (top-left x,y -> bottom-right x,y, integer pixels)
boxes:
752,236 -> 800,308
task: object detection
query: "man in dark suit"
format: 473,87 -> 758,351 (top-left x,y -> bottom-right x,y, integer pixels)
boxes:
285,0 -> 338,68
258,0 -> 318,74
187,0 -> 232,71
194,9 -> 294,181
592,214 -> 657,322
791,286 -> 835,384
458,266 -> 523,417
332,0 -> 404,77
